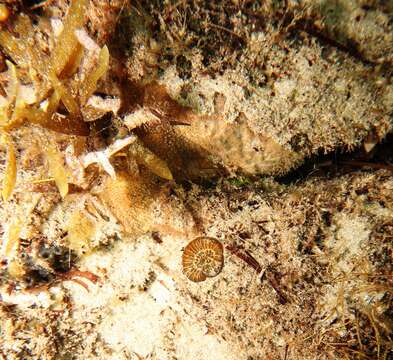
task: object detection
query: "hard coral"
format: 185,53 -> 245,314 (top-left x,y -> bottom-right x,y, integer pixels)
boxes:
182,236 -> 224,282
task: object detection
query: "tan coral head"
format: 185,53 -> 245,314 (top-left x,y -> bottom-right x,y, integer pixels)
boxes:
182,237 -> 224,282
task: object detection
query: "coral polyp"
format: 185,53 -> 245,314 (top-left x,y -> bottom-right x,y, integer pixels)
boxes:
182,237 -> 224,282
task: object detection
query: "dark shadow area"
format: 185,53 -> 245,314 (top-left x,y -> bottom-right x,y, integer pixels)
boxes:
277,133 -> 393,185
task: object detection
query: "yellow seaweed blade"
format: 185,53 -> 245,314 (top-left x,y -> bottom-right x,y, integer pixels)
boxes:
0,108 -> 8,126
11,74 -> 28,125
0,30 -> 25,67
81,45 -> 109,105
3,218 -> 21,257
2,88 -> 60,132
2,137 -> 17,201
45,142 -> 69,198
143,152 -> 173,180
50,73 -> 79,116
130,139 -> 173,180
22,90 -> 87,135
0,15 -> 41,72
6,60 -> 18,105
51,0 -> 89,76
62,43 -> 84,78
45,87 -> 62,116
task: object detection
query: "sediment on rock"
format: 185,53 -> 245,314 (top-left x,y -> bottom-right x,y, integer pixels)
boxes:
0,1 -> 392,359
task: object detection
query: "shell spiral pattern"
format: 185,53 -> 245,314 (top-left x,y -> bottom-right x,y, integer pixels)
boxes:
182,237 -> 224,282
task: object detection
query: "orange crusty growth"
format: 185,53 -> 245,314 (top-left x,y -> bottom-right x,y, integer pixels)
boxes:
182,237 -> 224,282
0,4 -> 9,22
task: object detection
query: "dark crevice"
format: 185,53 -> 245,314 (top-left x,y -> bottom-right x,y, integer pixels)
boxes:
277,133 -> 393,185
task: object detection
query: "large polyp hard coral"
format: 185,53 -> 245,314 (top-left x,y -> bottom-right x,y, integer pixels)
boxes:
182,237 -> 224,282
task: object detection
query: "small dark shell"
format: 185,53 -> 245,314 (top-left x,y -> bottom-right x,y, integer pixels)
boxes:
182,237 -> 224,282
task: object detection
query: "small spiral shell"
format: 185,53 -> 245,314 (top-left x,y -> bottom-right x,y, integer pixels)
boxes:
182,237 -> 224,282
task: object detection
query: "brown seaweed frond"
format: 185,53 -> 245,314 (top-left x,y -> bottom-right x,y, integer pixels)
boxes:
0,0 -> 112,199
1,133 -> 16,201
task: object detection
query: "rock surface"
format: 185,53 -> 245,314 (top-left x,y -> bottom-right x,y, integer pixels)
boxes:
0,1 -> 392,359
